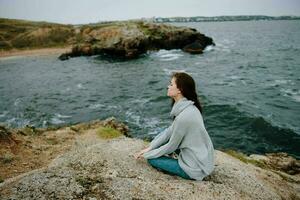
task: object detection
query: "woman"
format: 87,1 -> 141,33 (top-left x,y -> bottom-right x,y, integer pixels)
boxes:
134,72 -> 215,181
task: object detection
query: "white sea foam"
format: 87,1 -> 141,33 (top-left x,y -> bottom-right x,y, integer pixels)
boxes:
6,117 -> 30,127
6,117 -> 17,124
49,113 -> 71,125
50,117 -> 65,124
241,80 -> 247,85
155,49 -> 181,56
88,103 -> 106,109
0,111 -> 8,118
228,82 -> 237,86
147,130 -> 160,135
229,75 -> 240,80
267,80 -> 292,87
125,110 -> 163,132
131,98 -> 150,105
160,54 -> 182,61
275,80 -> 290,84
14,98 -> 22,106
62,87 -> 71,92
280,88 -> 300,102
152,49 -> 183,61
214,43 -> 231,52
144,117 -> 160,128
106,105 -> 118,109
147,127 -> 168,136
292,95 -> 300,102
42,120 -> 48,127
204,45 -> 214,52
77,84 -> 85,89
125,110 -> 141,126
55,113 -> 72,118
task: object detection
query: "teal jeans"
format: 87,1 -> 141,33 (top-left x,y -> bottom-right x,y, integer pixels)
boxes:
147,156 -> 192,180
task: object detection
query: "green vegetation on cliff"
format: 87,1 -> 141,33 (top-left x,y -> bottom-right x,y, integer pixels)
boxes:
0,18 -> 74,50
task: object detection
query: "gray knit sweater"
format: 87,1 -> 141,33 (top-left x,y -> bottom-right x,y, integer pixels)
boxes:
143,97 -> 215,180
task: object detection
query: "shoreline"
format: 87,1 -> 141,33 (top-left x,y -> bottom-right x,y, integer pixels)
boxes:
0,47 -> 71,59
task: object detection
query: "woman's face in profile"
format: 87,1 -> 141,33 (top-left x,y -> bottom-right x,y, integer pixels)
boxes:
167,77 -> 180,98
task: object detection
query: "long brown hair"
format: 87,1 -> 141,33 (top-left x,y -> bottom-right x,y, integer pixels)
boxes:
171,72 -> 203,114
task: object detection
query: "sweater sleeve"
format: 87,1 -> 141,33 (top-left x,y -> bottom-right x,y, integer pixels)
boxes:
149,126 -> 172,150
143,119 -> 186,159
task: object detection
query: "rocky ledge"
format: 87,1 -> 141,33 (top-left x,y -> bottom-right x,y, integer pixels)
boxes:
59,21 -> 214,60
0,118 -> 299,200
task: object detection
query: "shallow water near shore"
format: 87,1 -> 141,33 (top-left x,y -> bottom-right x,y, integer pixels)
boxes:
0,20 -> 299,158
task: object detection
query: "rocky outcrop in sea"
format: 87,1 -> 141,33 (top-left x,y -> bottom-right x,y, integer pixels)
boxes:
59,21 -> 214,60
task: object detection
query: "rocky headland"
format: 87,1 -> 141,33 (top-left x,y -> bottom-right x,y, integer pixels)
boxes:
58,21 -> 214,60
0,118 -> 299,200
0,18 -> 214,59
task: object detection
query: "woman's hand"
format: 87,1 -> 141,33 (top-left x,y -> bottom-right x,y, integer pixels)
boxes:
134,147 -> 151,160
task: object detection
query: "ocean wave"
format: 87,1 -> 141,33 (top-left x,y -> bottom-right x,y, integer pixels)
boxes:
14,98 -> 22,107
54,113 -> 72,118
5,117 -> 30,127
88,103 -> 106,109
213,42 -> 231,52
144,117 -> 161,129
275,79 -> 292,84
162,68 -> 186,75
203,45 -> 214,52
149,95 -> 169,103
130,98 -> 150,105
125,110 -> 141,126
152,49 -> 183,61
50,117 -> 65,125
280,88 -> 300,102
205,103 -> 300,158
48,113 -> 72,125
267,79 -> 292,87
62,87 -> 71,92
77,83 -> 85,89
0,111 -> 8,118
124,109 -> 164,134
155,49 -> 181,56
277,47 -> 300,52
147,80 -> 159,85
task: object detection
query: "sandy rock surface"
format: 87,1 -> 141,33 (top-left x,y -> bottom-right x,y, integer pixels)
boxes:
1,123 -> 299,200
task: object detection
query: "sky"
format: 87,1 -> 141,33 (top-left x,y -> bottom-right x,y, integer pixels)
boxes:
0,0 -> 300,24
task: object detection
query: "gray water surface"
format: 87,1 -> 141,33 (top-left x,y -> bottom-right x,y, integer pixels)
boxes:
1,20 -> 299,158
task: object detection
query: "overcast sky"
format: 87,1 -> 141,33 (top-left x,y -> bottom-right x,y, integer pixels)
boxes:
0,0 -> 300,24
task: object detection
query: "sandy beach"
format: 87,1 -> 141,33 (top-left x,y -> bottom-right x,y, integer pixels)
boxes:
0,47 -> 72,59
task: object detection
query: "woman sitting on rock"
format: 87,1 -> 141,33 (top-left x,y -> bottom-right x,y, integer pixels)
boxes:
134,72 -> 215,181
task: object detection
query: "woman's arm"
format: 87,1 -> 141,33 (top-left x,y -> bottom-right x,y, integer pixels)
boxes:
149,126 -> 172,150
134,126 -> 172,159
143,118 -> 187,159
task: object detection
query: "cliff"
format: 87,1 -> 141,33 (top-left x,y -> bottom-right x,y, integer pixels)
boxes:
0,18 -> 214,60
0,18 -> 74,50
58,21 -> 214,60
0,118 -> 299,200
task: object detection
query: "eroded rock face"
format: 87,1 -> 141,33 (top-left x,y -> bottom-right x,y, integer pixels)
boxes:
59,22 -> 214,60
265,153 -> 300,175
